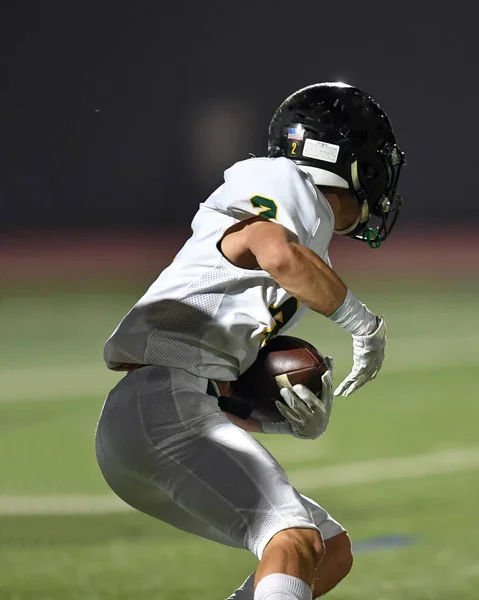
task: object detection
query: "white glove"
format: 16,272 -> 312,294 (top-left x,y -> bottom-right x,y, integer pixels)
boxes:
274,369 -> 334,440
334,317 -> 386,398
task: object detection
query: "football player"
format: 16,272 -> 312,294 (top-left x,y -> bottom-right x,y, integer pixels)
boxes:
96,82 -> 405,600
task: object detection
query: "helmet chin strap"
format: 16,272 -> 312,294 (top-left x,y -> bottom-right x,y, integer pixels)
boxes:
334,202 -> 369,235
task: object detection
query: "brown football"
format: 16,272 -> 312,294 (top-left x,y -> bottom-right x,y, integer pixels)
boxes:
230,335 -> 328,421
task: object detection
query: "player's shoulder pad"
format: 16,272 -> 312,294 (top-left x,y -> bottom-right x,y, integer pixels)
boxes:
220,157 -> 323,245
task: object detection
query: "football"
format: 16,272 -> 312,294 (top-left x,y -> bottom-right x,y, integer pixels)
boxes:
229,335 -> 329,421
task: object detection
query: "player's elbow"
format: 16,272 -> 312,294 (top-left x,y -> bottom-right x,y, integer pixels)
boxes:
257,242 -> 297,277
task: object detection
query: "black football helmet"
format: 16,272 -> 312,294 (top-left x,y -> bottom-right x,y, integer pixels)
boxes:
268,82 -> 406,247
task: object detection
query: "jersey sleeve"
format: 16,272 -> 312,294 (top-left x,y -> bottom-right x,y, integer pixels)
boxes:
205,157 -> 323,246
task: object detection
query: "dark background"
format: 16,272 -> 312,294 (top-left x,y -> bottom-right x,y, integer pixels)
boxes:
2,0 -> 477,231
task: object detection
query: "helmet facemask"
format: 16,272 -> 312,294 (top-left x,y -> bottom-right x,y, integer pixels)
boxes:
346,143 -> 406,248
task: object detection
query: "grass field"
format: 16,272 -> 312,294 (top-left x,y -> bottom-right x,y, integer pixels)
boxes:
2,277 -> 479,599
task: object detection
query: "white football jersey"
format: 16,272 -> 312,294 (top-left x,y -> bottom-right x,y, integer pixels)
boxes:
104,157 -> 335,380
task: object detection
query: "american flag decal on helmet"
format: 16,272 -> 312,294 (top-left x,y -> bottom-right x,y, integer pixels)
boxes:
287,126 -> 304,140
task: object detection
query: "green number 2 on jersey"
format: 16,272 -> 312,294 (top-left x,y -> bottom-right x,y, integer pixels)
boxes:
264,297 -> 299,344
250,195 -> 278,221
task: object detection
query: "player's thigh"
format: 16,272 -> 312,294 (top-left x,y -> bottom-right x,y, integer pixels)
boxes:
96,438 -> 242,548
96,365 -> 319,558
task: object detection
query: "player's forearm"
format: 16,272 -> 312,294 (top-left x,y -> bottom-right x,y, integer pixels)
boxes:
253,232 -> 378,334
223,411 -> 262,432
261,242 -> 347,316
261,242 -> 378,335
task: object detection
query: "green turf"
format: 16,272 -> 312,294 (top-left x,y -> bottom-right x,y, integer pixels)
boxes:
1,279 -> 479,599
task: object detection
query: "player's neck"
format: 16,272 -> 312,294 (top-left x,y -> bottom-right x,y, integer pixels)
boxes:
320,188 -> 361,232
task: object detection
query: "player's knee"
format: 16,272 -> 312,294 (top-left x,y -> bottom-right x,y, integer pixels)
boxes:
269,527 -> 325,568
310,533 -> 353,598
326,532 -> 353,579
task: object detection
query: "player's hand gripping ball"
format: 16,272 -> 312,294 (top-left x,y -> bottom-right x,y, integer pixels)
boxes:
276,374 -> 333,440
230,336 -> 332,423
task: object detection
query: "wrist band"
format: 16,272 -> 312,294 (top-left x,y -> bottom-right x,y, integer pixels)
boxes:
329,289 -> 377,336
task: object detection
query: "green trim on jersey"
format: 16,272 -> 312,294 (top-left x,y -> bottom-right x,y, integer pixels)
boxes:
264,297 -> 299,344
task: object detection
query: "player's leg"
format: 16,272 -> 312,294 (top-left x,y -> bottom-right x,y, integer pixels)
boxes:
312,532 -> 352,597
253,504 -> 351,599
96,367 -> 246,549
254,527 -> 323,599
97,449 -> 258,600
226,494 -> 351,599
299,495 -> 353,597
228,532 -> 351,600
96,442 -> 245,548
96,365 -> 329,598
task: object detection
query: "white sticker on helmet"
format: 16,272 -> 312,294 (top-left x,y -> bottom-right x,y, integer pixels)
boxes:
302,138 -> 340,163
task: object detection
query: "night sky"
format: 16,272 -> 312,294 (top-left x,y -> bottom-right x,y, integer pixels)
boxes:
2,0 -> 477,230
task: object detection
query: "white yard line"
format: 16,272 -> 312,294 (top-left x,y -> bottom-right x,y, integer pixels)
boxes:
0,365 -> 120,403
1,447 -> 478,516
290,447 -> 479,490
1,332 -> 479,404
0,494 -> 130,515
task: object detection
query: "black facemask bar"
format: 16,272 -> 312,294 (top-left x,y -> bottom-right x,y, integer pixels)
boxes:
349,144 -> 406,248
